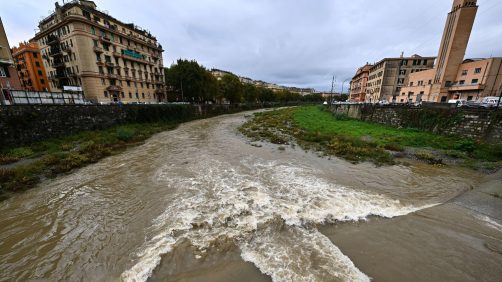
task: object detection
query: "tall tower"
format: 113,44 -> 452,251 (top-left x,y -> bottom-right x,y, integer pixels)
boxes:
432,0 -> 478,96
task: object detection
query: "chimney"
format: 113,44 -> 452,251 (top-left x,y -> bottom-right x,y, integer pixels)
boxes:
400,52 -> 404,58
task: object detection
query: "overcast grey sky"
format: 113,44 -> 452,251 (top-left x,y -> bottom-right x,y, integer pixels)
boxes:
2,0 -> 502,91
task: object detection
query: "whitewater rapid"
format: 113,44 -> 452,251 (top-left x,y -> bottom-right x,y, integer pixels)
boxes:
121,156 -> 436,282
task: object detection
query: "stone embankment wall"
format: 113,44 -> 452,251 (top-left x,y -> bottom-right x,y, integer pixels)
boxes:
0,103 -> 276,149
329,104 -> 502,144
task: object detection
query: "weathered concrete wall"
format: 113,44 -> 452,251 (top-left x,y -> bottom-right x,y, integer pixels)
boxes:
329,104 -> 502,144
0,103 -> 274,149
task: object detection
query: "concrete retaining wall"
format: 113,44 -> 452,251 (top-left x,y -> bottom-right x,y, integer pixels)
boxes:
0,103 -> 271,149
329,104 -> 502,144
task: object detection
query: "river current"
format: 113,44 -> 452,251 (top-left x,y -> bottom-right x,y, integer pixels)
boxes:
0,110 -> 481,281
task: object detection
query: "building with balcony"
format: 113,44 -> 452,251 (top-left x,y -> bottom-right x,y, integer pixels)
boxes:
0,17 -> 22,104
400,0 -> 502,103
32,0 -> 166,103
364,54 -> 436,103
349,63 -> 372,102
402,58 -> 502,103
12,42 -> 51,92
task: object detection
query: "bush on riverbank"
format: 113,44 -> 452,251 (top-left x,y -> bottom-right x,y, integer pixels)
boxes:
0,123 -> 178,198
239,106 -> 502,168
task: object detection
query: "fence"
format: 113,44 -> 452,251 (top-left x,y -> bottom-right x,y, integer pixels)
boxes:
0,90 -> 86,105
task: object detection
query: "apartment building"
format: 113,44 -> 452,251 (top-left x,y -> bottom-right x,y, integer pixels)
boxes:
401,0 -> 502,103
349,63 -> 372,102
12,42 -> 51,92
32,0 -> 165,103
364,54 -> 436,103
402,58 -> 502,103
0,17 -> 22,102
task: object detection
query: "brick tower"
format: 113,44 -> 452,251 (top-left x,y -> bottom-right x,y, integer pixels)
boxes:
431,0 -> 478,99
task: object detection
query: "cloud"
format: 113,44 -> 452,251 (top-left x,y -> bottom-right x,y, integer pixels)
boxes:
1,0 -> 501,91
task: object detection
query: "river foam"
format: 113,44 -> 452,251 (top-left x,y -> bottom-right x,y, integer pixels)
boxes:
121,156 -> 435,282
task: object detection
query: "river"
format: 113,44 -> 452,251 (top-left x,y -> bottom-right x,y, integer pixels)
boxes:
0,110 -> 501,282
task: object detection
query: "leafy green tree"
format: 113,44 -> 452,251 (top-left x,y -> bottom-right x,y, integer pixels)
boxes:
164,59 -> 214,102
243,84 -> 258,103
219,74 -> 243,104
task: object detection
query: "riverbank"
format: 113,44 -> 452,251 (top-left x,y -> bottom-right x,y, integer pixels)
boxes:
319,169 -> 502,282
239,106 -> 502,171
0,122 -> 179,198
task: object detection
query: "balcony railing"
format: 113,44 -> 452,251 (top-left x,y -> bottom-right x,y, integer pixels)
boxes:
93,46 -> 104,53
448,83 -> 485,91
51,61 -> 65,68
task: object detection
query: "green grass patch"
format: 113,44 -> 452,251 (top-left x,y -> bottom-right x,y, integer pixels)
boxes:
240,106 -> 502,168
0,122 -> 179,197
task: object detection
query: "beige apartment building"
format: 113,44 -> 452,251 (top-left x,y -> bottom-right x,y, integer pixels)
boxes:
349,63 -> 372,102
403,58 -> 502,103
364,55 -> 436,103
32,0 -> 165,103
401,0 -> 502,103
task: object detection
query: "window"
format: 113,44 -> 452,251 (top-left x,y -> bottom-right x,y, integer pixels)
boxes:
445,81 -> 452,87
461,70 -> 468,76
33,53 -> 38,58
399,69 -> 406,75
423,60 -> 427,65
36,62 -> 40,67
104,91 -> 108,97
129,92 -> 132,98
121,92 -> 125,98
40,79 -> 45,85
459,80 -> 465,85
397,78 -> 405,85
91,26 -> 96,35
471,79 -> 479,84
135,92 -> 139,98
428,80 -> 432,85
475,68 -> 481,74
412,60 -> 417,66
142,93 -> 145,98
99,66 -> 104,74
93,40 -> 98,47
401,60 -> 408,66
0,66 -> 6,77
440,96 -> 447,102
38,70 -> 43,75
409,82 -> 414,87
467,96 -> 473,101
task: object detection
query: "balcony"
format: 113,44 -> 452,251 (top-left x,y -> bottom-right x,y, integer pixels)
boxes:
93,46 -> 104,53
62,45 -> 72,53
46,35 -> 60,45
96,60 -> 105,66
51,61 -> 65,68
448,83 -> 485,92
107,73 -> 119,79
99,35 -> 111,43
112,51 -> 121,57
105,61 -> 115,67
48,47 -> 63,57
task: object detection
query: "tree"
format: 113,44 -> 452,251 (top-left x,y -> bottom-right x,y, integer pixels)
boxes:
219,74 -> 243,104
243,83 -> 258,103
164,59 -> 214,103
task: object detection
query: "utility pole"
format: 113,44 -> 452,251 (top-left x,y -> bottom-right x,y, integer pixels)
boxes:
330,75 -> 335,105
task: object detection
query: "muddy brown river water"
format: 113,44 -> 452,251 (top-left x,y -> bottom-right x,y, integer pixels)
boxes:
0,110 -> 501,282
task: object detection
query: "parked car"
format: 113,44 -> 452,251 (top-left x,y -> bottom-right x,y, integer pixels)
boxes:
480,96 -> 502,108
448,99 -> 467,107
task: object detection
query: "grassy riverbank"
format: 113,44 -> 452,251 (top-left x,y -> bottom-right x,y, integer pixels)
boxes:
239,106 -> 502,169
0,122 -> 178,198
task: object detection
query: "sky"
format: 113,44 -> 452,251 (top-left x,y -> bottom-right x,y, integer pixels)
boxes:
1,0 -> 502,92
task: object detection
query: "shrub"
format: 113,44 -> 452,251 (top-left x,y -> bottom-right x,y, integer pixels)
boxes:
453,140 -> 476,153
116,127 -> 136,142
8,147 -> 34,158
